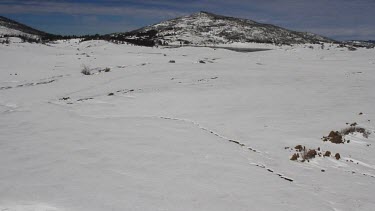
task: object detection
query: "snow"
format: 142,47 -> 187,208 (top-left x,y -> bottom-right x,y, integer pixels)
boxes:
1,40 -> 375,211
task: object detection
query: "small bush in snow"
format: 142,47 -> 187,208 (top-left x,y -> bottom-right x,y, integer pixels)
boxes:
81,65 -> 92,75
290,153 -> 299,161
304,149 -> 317,160
289,145 -> 334,162
335,153 -> 341,160
322,131 -> 343,144
322,125 -> 371,144
294,145 -> 303,151
323,151 -> 331,157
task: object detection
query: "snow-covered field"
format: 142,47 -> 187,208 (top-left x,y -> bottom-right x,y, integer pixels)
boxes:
1,39 -> 375,211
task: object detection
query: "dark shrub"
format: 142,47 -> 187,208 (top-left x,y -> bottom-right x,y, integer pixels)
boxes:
324,151 -> 331,157
326,131 -> 343,144
304,149 -> 317,160
335,153 -> 341,160
81,65 -> 91,75
295,145 -> 303,151
290,153 -> 299,161
341,126 -> 370,138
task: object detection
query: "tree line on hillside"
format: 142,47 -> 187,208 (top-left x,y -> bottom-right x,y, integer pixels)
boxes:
1,29 -> 161,47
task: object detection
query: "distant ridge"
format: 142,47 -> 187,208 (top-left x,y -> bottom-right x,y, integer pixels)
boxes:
0,16 -> 48,38
0,16 -> 77,43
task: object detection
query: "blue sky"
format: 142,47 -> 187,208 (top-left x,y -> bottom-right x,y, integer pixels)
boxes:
1,0 -> 374,40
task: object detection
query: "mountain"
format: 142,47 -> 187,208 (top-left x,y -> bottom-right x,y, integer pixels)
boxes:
0,16 -> 49,39
116,11 -> 335,45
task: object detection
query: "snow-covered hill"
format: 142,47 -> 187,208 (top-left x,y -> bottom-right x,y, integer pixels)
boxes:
122,11 -> 335,45
0,16 -> 47,39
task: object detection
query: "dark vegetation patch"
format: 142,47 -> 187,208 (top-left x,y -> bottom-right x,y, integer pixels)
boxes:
288,145 -> 340,162
335,153 -> 341,160
81,66 -> 111,75
322,123 -> 371,144
341,126 -> 370,138
290,153 -> 299,161
81,65 -> 92,75
324,151 -> 331,157
322,131 -> 344,144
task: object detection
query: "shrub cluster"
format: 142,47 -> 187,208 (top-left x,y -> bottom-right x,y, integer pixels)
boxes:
290,145 -> 340,162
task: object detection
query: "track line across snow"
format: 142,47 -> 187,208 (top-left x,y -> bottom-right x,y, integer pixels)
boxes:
158,116 -> 295,182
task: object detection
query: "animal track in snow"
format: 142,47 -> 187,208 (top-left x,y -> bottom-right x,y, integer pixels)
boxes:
159,116 -> 261,154
250,163 -> 294,182
57,88 -> 141,105
158,116 -> 294,182
0,75 -> 64,91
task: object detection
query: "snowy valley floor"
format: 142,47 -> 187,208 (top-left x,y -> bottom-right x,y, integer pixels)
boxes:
1,40 -> 375,211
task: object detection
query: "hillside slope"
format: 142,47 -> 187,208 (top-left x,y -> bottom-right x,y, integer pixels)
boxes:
0,16 -> 49,39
